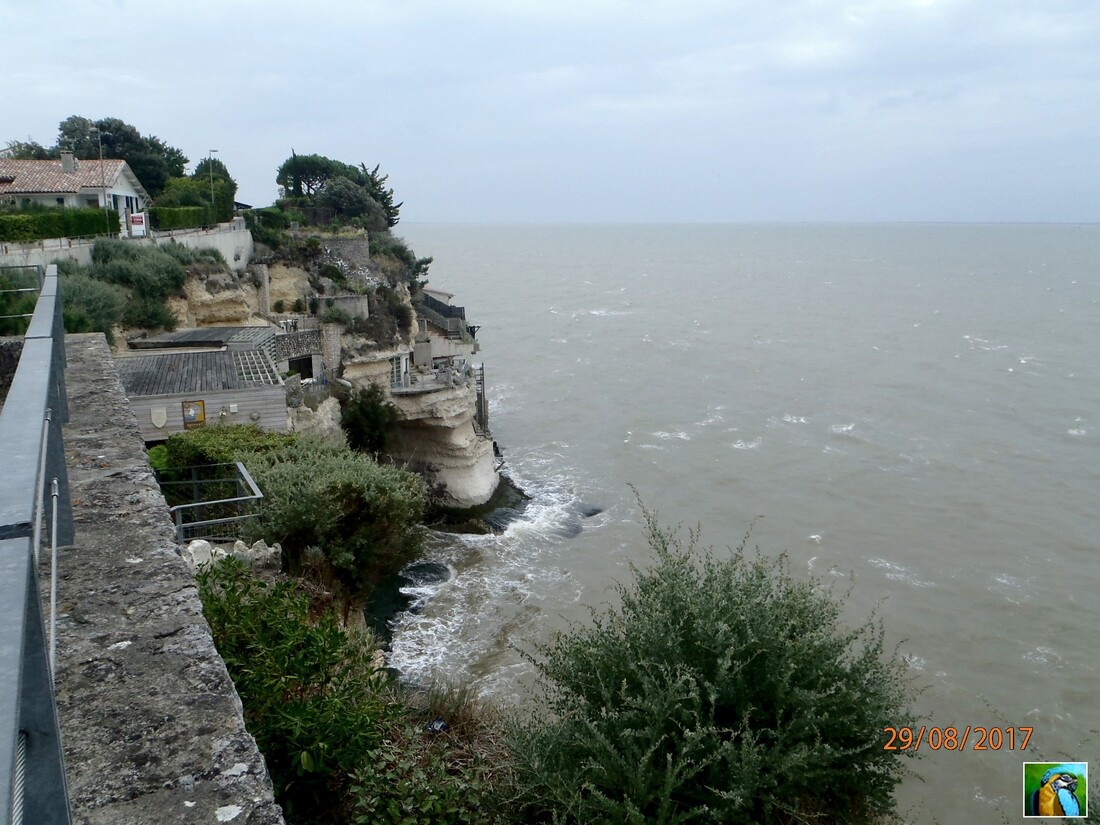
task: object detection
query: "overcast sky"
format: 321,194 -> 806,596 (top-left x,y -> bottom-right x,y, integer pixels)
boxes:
3,0 -> 1098,223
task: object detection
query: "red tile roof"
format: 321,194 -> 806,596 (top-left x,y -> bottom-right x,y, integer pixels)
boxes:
0,158 -> 127,196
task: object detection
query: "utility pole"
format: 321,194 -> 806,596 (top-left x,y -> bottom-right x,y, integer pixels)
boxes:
208,148 -> 218,225
95,128 -> 110,235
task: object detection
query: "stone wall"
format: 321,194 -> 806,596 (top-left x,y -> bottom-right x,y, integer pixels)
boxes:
275,329 -> 322,361
56,333 -> 284,825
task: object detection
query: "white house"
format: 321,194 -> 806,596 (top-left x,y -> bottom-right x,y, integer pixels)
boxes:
0,151 -> 150,218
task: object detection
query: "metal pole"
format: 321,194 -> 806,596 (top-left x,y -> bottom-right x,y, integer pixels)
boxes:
32,410 -> 51,568
208,148 -> 219,224
50,478 -> 59,682
97,130 -> 110,235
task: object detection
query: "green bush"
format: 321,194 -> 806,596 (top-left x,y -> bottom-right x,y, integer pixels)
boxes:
321,306 -> 351,326
341,384 -> 399,455
198,559 -> 397,824
349,726 -> 501,825
240,439 -> 427,609
59,269 -> 128,341
122,296 -> 177,331
273,299 -> 285,313
0,207 -> 119,242
90,239 -> 187,301
509,507 -> 917,825
163,423 -> 298,468
149,205 -> 211,230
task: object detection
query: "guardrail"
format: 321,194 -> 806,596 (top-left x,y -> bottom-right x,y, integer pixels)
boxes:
155,462 -> 263,544
0,263 -> 75,824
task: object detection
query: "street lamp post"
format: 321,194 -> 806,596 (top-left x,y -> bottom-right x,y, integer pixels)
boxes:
94,129 -> 110,235
208,149 -> 218,225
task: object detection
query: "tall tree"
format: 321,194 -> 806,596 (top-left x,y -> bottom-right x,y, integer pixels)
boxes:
192,156 -> 238,221
359,163 -> 402,227
2,139 -> 57,160
53,115 -> 188,198
276,152 -> 341,197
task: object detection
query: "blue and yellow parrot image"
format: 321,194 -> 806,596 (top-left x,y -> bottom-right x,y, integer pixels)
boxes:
1031,767 -> 1081,817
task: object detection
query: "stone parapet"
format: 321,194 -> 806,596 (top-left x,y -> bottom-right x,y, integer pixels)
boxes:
54,333 -> 284,825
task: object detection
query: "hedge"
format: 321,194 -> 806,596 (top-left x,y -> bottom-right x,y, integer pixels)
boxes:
149,206 -> 212,230
0,207 -> 119,242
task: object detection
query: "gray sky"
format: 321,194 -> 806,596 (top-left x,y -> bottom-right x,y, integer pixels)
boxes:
3,0 -> 1098,223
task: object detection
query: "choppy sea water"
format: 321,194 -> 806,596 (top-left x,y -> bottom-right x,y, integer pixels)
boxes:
394,223 -> 1100,822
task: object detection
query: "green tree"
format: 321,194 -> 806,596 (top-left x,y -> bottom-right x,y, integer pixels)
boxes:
316,177 -> 388,230
192,156 -> 238,221
276,151 -> 340,197
510,506 -> 917,825
53,115 -> 188,197
360,162 -> 402,227
341,384 -> 400,454
2,138 -> 56,160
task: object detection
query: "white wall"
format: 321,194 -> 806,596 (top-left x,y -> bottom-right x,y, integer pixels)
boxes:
0,222 -> 254,272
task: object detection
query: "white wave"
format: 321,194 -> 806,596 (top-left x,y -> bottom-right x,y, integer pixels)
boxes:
867,557 -> 934,588
730,438 -> 761,450
1067,428 -> 1087,436
783,414 -> 807,424
652,430 -> 690,441
587,309 -> 632,317
830,422 -> 856,434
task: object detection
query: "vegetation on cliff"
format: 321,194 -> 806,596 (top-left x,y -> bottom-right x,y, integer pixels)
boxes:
56,239 -> 226,340
199,558 -> 513,825
163,424 -> 426,616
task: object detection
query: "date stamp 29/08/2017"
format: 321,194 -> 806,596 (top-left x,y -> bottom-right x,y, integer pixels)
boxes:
882,726 -> 1032,752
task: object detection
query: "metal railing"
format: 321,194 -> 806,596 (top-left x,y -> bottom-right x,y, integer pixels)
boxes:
0,263 -> 75,825
155,462 -> 263,544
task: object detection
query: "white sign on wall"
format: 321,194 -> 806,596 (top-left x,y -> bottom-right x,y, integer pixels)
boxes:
130,212 -> 147,238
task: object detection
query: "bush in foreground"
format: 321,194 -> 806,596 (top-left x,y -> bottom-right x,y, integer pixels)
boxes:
510,508 -> 917,824
198,559 -> 396,823
199,559 -> 515,825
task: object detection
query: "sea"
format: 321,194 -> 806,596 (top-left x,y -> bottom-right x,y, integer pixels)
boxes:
393,223 -> 1100,823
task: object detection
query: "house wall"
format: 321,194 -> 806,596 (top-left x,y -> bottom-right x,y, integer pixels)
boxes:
129,386 -> 289,442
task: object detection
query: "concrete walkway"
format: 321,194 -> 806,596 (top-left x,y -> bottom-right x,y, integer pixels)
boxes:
51,334 -> 283,825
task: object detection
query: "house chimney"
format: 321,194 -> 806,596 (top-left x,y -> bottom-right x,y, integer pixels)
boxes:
60,151 -> 76,173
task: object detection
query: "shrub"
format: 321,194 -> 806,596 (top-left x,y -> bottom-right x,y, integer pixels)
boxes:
341,383 -> 399,455
349,725 -> 502,825
149,205 -> 212,230
0,207 -> 119,242
122,296 -> 177,331
198,559 -> 397,824
240,440 -> 427,611
509,507 -> 917,825
163,423 -> 298,468
272,299 -> 285,314
321,306 -> 351,326
60,269 -> 128,341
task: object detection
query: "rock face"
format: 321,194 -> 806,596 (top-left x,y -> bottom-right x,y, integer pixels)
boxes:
386,382 -> 499,509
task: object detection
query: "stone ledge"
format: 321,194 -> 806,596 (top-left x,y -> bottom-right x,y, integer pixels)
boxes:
53,333 -> 284,825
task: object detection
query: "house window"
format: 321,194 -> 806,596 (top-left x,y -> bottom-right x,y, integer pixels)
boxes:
86,198 -> 98,208
56,197 -> 64,205
112,195 -> 119,211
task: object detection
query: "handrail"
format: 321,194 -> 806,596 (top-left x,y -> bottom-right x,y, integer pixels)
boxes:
157,462 -> 264,544
0,263 -> 74,824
